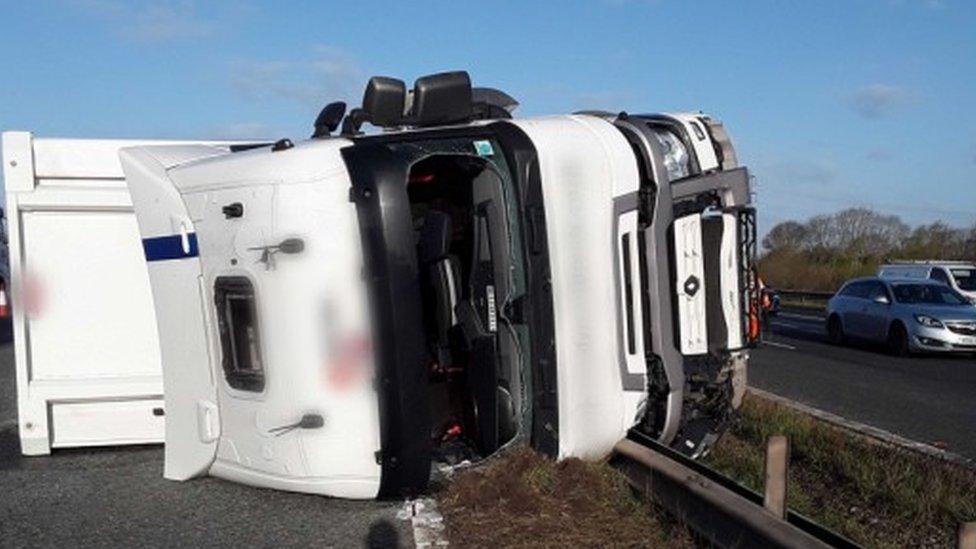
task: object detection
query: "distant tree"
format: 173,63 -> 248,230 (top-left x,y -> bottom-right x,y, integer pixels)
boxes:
830,208 -> 908,258
762,221 -> 808,251
899,222 -> 966,260
965,223 -> 976,260
804,214 -> 835,254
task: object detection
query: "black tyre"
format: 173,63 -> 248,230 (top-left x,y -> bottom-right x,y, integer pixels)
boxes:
827,315 -> 845,345
888,323 -> 910,357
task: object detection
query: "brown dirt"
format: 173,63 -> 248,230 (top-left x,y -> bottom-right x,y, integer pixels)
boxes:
437,446 -> 691,548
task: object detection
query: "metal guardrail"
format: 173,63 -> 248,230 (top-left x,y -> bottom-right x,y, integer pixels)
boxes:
611,430 -> 860,549
778,289 -> 835,301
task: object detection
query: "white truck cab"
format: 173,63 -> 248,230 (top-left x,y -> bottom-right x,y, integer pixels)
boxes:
6,71 -> 758,500
879,261 -> 976,304
120,72 -> 758,499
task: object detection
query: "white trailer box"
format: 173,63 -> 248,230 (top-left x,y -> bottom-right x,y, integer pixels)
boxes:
1,132 -> 243,455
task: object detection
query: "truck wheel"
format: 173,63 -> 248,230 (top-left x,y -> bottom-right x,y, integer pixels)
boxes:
887,323 -> 910,357
827,315 -> 845,345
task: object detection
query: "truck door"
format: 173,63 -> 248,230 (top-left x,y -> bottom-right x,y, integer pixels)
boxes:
120,147 -> 220,480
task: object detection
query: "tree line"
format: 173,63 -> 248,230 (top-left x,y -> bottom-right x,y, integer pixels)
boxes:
759,208 -> 976,291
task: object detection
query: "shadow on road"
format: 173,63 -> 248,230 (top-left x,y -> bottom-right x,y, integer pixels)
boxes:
0,426 -> 22,470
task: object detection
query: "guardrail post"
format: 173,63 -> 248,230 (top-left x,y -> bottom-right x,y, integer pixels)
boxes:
763,435 -> 789,519
959,522 -> 976,549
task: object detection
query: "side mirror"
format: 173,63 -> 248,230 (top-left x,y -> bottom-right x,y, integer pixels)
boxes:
363,76 -> 406,127
874,294 -> 890,305
411,71 -> 472,127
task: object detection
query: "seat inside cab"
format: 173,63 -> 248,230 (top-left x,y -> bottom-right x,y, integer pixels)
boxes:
406,153 -> 523,464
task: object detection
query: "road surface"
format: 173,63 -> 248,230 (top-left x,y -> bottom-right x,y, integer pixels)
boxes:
750,308 -> 976,460
0,339 -> 412,548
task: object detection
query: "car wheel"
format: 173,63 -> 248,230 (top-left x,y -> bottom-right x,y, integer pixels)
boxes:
887,323 -> 910,357
827,315 -> 845,345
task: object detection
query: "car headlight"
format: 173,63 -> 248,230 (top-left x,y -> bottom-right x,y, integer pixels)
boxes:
914,314 -> 944,328
651,128 -> 691,181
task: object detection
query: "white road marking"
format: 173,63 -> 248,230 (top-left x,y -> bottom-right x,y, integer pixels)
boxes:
769,321 -> 799,329
399,498 -> 449,547
763,340 -> 797,350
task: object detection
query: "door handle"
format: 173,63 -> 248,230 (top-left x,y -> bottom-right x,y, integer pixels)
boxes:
180,222 -> 191,255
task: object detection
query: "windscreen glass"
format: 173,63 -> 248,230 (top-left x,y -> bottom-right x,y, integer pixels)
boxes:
892,283 -> 969,306
950,268 -> 976,291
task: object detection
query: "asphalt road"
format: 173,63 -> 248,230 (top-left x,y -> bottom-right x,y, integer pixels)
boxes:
0,338 -> 412,548
750,308 -> 976,460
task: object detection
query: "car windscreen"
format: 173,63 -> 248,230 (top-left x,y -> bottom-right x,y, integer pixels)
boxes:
892,283 -> 970,305
950,268 -> 976,291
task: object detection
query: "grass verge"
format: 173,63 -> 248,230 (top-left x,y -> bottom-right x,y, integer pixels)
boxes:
706,394 -> 976,548
778,297 -> 828,311
437,394 -> 975,548
437,446 -> 691,548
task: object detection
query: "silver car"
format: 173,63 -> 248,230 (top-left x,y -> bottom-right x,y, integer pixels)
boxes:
826,277 -> 976,356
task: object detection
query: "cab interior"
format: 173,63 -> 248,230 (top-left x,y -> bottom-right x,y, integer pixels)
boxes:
406,153 -> 522,464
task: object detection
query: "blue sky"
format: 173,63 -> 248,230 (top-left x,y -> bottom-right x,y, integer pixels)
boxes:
1,0 -> 974,233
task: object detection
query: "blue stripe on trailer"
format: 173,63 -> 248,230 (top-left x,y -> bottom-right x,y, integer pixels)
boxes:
143,233 -> 199,261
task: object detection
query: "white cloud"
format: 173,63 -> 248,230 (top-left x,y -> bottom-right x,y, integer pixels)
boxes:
230,46 -> 366,109
68,0 -> 218,43
847,84 -> 907,119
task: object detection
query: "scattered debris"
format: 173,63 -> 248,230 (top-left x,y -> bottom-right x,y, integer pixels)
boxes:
399,498 -> 449,548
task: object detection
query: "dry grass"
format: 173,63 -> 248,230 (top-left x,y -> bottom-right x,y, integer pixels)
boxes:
706,394 -> 976,548
437,446 -> 692,548
436,394 -> 975,548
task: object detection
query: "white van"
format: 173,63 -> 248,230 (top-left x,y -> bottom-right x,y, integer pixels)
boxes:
878,261 -> 976,304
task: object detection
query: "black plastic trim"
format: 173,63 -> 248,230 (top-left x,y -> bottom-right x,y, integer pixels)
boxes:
341,144 -> 432,497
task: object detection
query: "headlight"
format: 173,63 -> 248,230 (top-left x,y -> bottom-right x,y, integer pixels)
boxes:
652,128 -> 691,181
914,314 -> 944,328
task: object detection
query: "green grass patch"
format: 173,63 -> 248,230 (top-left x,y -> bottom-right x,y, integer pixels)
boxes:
706,394 -> 976,548
778,297 -> 827,311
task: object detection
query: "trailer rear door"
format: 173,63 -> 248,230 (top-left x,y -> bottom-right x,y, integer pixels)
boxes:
2,133 -> 243,457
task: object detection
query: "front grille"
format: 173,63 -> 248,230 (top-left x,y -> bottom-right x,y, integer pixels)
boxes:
947,323 -> 976,336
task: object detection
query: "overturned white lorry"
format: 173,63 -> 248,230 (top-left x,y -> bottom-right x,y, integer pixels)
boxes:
8,71 -> 758,499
